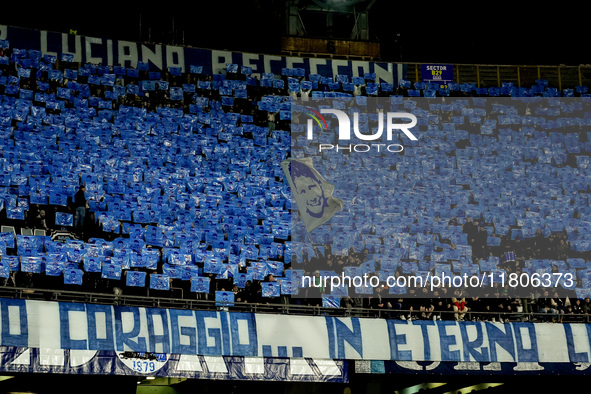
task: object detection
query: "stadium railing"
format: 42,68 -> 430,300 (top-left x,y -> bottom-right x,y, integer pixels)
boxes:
2,285 -> 588,324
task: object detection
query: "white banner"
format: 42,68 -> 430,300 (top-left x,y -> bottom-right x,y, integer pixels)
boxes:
0,298 -> 589,363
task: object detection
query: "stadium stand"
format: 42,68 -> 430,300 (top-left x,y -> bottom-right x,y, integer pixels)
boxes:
2,11 -> 591,390
1,34 -> 591,329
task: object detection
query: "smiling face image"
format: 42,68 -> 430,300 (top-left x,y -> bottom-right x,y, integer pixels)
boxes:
294,175 -> 326,217
284,158 -> 343,232
290,161 -> 329,219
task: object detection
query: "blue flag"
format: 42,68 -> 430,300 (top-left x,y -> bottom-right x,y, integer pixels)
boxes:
234,273 -> 253,289
20,256 -> 42,273
150,274 -> 170,290
3,255 -> 19,271
280,280 -> 295,295
215,291 -> 234,306
45,261 -> 64,276
55,212 -> 73,227
191,276 -> 210,293
64,268 -> 83,285
102,263 -> 122,280
261,282 -> 281,298
322,294 -> 341,308
83,256 -> 103,273
126,271 -> 147,287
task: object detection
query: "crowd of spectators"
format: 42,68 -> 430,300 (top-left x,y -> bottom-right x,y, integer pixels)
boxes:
1,37 -> 591,325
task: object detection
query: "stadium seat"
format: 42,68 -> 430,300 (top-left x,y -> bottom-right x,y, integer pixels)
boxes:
1,226 -> 16,237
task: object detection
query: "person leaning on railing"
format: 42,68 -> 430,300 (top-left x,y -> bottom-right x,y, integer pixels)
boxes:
451,295 -> 468,321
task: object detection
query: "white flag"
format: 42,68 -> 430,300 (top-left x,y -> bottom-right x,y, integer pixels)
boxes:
281,157 -> 343,233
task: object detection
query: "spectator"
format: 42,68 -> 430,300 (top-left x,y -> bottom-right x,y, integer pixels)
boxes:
494,298 -> 519,323
369,286 -> 392,318
73,185 -> 87,235
564,304 -> 579,322
468,296 -> 486,321
555,237 -> 570,261
581,296 -> 591,315
418,287 -> 435,319
33,209 -> 49,233
549,294 -> 566,323
404,288 -> 422,320
236,280 -> 254,303
536,290 -> 558,322
433,287 -> 454,320
388,297 -> 407,319
451,293 -> 468,321
305,270 -> 324,307
572,298 -> 585,314
267,110 -> 278,137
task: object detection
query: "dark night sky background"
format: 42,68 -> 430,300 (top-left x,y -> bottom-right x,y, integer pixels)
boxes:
1,2 -> 588,66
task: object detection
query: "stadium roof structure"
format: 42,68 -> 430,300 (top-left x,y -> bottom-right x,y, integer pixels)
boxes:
2,2 -> 590,66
